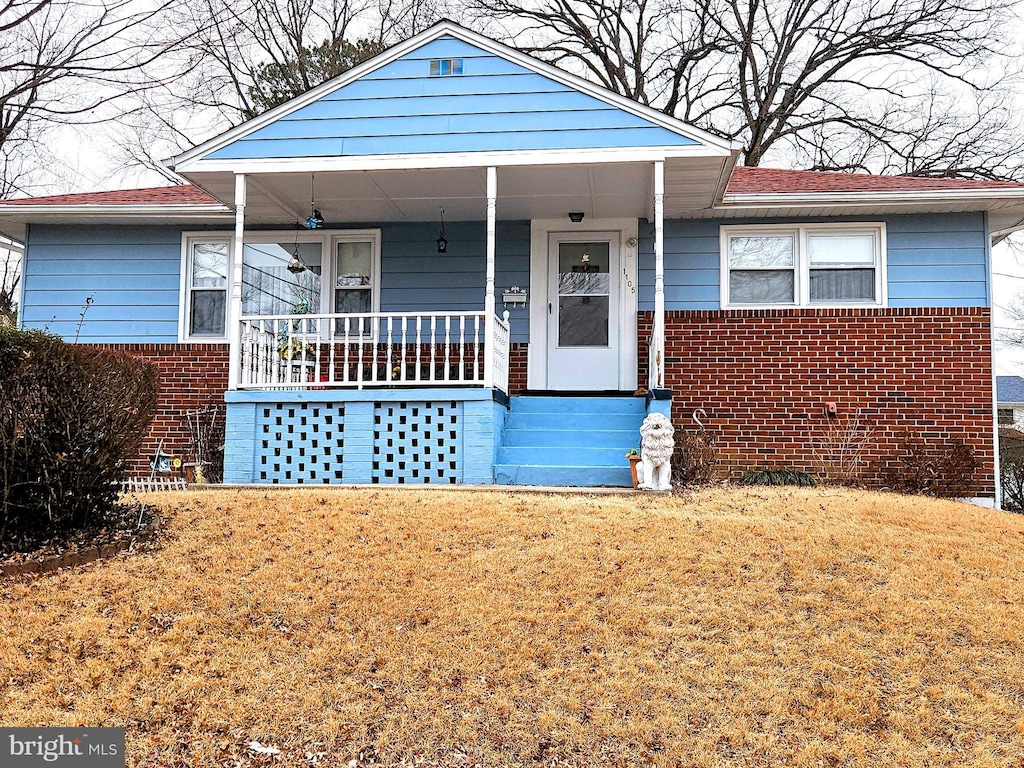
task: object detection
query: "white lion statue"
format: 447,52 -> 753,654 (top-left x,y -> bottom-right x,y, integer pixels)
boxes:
638,412 -> 675,491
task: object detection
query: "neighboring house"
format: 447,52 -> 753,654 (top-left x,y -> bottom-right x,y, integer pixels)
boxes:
2,21 -> 1024,496
997,376 -> 1024,428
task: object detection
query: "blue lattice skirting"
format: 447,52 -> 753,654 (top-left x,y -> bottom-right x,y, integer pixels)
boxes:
224,389 -> 506,485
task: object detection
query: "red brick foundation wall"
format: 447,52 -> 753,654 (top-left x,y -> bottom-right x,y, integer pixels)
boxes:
638,308 -> 995,496
509,342 -> 528,395
92,343 -> 230,475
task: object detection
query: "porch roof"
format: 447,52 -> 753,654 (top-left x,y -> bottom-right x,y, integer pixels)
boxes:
4,167 -> 1024,243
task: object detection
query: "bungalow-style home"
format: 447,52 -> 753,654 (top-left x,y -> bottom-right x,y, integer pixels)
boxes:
3,21 -> 1024,498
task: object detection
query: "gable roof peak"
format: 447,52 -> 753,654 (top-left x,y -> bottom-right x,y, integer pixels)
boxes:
167,21 -> 737,171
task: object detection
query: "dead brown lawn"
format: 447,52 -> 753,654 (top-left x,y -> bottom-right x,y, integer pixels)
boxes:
2,487 -> 1024,767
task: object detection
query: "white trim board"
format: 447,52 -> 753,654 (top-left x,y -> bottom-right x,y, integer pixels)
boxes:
178,145 -> 733,175
528,217 -> 638,391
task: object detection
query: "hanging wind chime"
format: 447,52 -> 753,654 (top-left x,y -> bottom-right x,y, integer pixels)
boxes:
306,174 -> 324,230
287,220 -> 306,274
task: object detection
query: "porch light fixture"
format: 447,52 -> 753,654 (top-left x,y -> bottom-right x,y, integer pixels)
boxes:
306,174 -> 325,229
436,207 -> 448,253
568,212 -> 585,223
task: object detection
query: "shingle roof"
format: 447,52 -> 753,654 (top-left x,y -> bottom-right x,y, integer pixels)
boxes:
726,167 -> 1024,195
0,185 -> 221,206
997,376 -> 1024,404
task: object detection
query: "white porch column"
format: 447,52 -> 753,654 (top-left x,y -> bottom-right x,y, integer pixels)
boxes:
227,173 -> 246,390
483,166 -> 497,388
653,160 -> 666,389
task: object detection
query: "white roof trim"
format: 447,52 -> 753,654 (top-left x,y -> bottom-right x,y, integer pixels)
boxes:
183,145 -> 730,175
167,21 -> 739,172
0,203 -> 232,216
721,188 -> 1024,207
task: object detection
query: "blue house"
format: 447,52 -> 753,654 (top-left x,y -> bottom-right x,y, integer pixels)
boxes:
3,21 -> 1024,495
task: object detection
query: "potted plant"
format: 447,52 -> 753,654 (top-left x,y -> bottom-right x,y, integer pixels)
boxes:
626,448 -> 642,489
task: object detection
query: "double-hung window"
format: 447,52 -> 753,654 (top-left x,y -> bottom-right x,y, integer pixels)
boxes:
722,224 -> 885,307
184,238 -> 230,339
182,229 -> 381,341
333,232 -> 380,337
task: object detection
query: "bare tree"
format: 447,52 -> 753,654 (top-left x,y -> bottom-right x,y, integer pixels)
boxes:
0,0 -> 191,197
112,0 -> 445,174
469,0 -> 1023,178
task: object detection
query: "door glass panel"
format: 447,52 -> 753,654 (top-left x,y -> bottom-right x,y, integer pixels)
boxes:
557,241 -> 610,347
559,296 -> 609,346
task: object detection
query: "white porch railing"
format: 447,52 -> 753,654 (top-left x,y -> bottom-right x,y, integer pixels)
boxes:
492,311 -> 511,394
238,311 -> 511,392
648,331 -> 664,390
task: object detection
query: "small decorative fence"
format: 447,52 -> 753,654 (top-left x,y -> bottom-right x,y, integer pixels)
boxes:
238,311 -> 511,392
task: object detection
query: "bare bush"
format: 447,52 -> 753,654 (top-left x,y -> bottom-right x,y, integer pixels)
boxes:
810,410 -> 875,485
671,427 -> 718,487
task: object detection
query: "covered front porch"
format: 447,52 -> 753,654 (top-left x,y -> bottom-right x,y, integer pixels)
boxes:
208,159 -> 687,485
214,159 -> 685,397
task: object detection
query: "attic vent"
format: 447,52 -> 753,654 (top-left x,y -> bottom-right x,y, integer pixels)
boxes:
429,58 -> 463,76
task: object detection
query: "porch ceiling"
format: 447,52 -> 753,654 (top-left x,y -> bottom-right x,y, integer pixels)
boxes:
183,158 -> 730,225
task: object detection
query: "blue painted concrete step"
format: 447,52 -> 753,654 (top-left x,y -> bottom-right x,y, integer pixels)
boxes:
501,428 -> 639,449
494,464 -> 635,487
506,412 -> 646,431
510,396 -> 647,415
496,395 -> 646,487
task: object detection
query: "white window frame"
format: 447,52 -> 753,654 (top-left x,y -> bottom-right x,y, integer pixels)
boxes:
178,229 -> 381,342
179,233 -> 233,342
331,230 -> 382,340
720,222 -> 887,309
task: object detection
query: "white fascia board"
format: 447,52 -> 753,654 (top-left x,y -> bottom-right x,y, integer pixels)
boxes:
0,204 -> 232,217
181,144 -> 732,176
168,21 -> 739,173
721,188 -> 1024,208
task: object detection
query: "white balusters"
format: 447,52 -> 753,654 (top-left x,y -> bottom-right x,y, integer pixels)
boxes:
234,311 -> 505,390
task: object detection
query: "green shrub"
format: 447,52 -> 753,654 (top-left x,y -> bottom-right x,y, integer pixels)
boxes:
0,326 -> 159,551
881,432 -> 979,499
739,468 -> 819,487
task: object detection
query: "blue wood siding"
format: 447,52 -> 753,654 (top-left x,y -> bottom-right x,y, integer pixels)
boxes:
20,221 -> 532,344
379,220 -> 531,343
21,225 -> 185,343
208,36 -> 697,160
638,213 -> 990,310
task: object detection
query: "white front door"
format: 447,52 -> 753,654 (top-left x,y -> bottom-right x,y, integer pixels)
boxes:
546,233 -> 620,390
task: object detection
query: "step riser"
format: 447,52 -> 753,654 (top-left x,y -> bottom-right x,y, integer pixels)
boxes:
494,465 -> 634,487
509,396 -> 646,416
498,446 -> 637,466
501,429 -> 641,449
506,413 -> 645,431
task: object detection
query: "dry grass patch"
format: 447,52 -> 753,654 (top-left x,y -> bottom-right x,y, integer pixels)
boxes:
2,487 -> 1024,767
